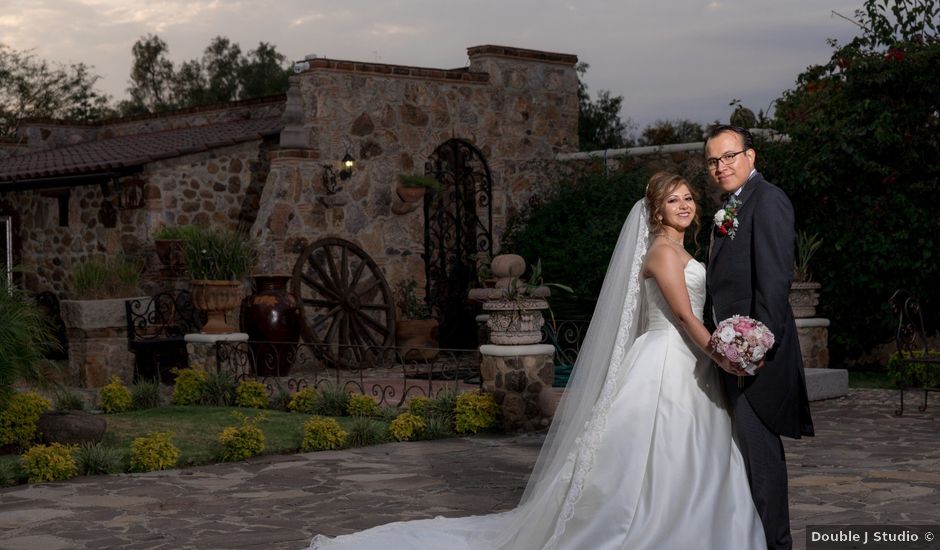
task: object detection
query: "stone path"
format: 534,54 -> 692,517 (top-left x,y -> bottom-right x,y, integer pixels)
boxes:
0,389 -> 937,550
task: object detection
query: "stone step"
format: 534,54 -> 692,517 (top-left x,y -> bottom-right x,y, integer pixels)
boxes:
804,367 -> 849,401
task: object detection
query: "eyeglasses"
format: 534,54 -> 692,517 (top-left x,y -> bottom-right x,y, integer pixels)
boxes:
705,150 -> 747,170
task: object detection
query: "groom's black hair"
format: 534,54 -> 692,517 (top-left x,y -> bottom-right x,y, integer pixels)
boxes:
703,124 -> 754,151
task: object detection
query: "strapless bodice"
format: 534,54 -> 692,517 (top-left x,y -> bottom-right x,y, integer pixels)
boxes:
643,260 -> 706,331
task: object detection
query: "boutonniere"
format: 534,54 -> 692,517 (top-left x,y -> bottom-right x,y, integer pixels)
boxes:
713,196 -> 742,239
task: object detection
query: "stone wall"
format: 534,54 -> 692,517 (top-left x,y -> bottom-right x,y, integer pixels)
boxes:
252,46 -> 580,292
0,140 -> 268,295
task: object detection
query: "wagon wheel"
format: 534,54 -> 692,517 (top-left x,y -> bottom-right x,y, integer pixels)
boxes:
291,237 -> 396,366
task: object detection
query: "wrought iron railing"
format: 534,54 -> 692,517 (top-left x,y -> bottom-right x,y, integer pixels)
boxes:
212,340 -> 481,407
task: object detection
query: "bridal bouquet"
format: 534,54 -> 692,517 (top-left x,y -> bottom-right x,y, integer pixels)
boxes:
710,315 -> 775,375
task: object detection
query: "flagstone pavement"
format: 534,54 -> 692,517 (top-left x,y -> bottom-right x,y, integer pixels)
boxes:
0,388 -> 937,550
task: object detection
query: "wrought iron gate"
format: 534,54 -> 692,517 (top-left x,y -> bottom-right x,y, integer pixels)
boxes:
423,139 -> 493,349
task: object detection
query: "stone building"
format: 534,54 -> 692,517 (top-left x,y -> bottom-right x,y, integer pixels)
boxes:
0,45 -> 579,351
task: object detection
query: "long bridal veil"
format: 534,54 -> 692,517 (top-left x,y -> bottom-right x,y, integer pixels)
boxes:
310,199 -> 651,549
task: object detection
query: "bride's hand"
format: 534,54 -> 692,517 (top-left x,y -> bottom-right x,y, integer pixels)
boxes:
716,356 -> 749,376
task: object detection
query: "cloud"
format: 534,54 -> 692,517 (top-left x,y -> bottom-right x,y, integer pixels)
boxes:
290,13 -> 326,28
369,23 -> 420,37
707,1 -> 722,10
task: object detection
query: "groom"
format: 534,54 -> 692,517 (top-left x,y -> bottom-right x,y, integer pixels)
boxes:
704,125 -> 814,550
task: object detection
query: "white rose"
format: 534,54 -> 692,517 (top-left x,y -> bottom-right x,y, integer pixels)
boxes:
718,324 -> 736,343
732,218 -> 739,228
713,209 -> 726,225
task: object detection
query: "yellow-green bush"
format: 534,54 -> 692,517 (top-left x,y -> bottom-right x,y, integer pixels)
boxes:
346,394 -> 380,417
20,443 -> 78,483
887,350 -> 940,388
301,416 -> 347,452
407,396 -> 431,417
171,368 -> 208,405
455,391 -> 499,434
0,391 -> 52,448
389,412 -> 426,442
99,376 -> 132,413
288,388 -> 318,414
218,412 -> 266,461
235,380 -> 269,409
130,431 -> 180,472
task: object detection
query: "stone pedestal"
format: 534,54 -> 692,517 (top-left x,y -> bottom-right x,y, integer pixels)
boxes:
479,344 -> 556,432
185,332 -> 249,372
61,297 -> 142,387
796,318 -> 830,369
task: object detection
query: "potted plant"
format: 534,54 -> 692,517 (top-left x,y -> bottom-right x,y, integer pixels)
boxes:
789,230 -> 823,318
179,226 -> 258,334
394,278 -> 439,361
152,226 -> 190,274
59,255 -> 145,386
472,255 -> 573,345
396,174 -> 441,203
0,276 -> 59,406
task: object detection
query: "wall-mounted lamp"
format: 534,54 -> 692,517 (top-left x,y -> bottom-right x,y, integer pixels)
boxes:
340,151 -> 355,180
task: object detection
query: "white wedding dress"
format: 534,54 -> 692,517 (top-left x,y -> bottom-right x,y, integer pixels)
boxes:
309,258 -> 766,550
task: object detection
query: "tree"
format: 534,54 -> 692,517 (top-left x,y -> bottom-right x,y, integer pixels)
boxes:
239,42 -> 291,99
123,34 -> 175,114
577,62 -> 634,151
638,119 -> 704,146
122,35 -> 291,115
0,44 -> 112,137
761,0 -> 939,362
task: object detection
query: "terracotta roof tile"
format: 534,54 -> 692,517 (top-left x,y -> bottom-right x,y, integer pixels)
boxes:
0,116 -> 282,185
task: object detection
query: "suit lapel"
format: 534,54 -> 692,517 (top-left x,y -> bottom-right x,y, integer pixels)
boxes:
709,173 -> 765,264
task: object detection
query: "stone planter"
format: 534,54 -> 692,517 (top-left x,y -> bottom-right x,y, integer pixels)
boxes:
191,280 -> 245,334
61,296 -> 147,387
789,281 -> 822,318
395,318 -> 440,361
482,298 -> 549,345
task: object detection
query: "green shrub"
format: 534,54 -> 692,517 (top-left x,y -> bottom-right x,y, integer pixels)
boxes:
131,380 -> 161,410
75,442 -> 123,476
300,416 -> 347,452
171,368 -> 208,405
20,443 -> 78,483
887,351 -> 940,388
0,280 -> 58,406
422,414 -> 456,440
0,391 -> 52,448
179,226 -> 258,280
455,391 -> 499,434
501,167 -> 651,319
408,396 -> 431,417
761,0 -> 940,361
313,383 -> 349,416
235,380 -> 269,409
428,388 -> 458,423
346,394 -> 380,417
389,412 -> 426,442
99,376 -> 132,413
53,388 -> 86,411
346,416 -> 389,447
70,255 -> 142,299
379,405 -> 401,423
269,385 -> 292,412
201,370 -> 237,406
130,431 -> 180,472
0,459 -> 23,486
218,412 -> 267,461
288,388 -> 318,414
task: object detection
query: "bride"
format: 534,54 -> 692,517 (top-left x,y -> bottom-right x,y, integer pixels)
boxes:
308,172 -> 766,549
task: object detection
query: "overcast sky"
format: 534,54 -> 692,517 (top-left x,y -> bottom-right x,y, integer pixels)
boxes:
0,0 -> 864,131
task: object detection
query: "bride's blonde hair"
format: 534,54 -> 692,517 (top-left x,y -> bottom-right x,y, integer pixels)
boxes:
645,171 -> 701,248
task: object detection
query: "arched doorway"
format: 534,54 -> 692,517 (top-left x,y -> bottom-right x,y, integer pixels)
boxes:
423,139 -> 494,349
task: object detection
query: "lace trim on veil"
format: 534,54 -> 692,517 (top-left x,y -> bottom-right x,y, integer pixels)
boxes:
542,202 -> 649,549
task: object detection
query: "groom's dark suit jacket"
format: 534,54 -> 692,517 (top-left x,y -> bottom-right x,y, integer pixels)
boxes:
706,172 -> 814,439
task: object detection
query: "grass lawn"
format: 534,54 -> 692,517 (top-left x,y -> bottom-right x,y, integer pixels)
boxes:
847,369 -> 894,389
